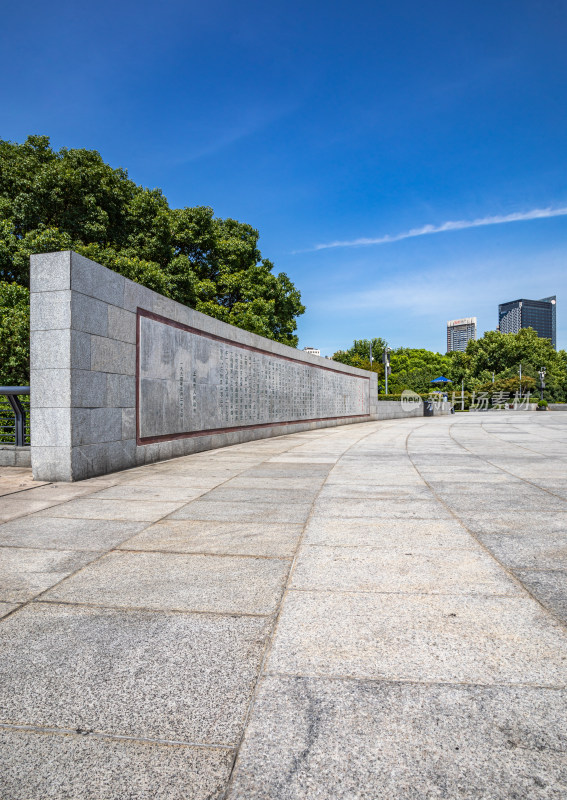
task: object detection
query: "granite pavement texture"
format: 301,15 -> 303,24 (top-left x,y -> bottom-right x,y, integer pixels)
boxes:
1,412 -> 567,799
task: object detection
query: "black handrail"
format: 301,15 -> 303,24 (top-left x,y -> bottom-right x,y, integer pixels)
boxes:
0,387 -> 30,447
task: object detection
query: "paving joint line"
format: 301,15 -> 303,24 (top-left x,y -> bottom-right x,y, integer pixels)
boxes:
219,418 -> 401,800
0,722 -> 236,750
406,420 -> 567,632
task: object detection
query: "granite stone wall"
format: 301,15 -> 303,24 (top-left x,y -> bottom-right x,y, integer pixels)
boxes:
30,251 -> 379,481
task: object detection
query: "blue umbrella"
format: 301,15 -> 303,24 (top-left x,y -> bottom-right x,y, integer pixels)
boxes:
431,376 -> 452,383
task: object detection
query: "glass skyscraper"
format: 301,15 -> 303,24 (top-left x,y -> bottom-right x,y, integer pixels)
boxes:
498,296 -> 556,348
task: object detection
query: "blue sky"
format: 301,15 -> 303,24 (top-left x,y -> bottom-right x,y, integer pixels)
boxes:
2,0 -> 566,353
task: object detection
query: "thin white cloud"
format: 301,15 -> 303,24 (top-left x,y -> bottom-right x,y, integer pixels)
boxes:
307,206 -> 567,251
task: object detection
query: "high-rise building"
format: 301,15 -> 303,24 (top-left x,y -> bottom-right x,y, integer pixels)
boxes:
303,346 -> 321,357
447,318 -> 477,352
498,296 -> 556,348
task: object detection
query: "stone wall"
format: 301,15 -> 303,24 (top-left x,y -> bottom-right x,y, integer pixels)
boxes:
376,400 -> 452,419
0,446 -> 31,467
30,251 -> 379,481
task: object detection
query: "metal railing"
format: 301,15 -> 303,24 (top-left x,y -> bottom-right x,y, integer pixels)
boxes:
0,387 -> 30,447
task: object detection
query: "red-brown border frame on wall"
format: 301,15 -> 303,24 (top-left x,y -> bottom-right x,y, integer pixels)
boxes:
136,308 -> 371,446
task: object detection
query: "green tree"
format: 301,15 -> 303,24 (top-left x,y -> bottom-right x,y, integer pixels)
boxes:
0,282 -> 29,385
448,328 -> 567,401
333,338 -> 388,374
0,136 -> 305,384
333,328 -> 567,402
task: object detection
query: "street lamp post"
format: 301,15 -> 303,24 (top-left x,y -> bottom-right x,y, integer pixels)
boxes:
383,347 -> 391,395
538,366 -> 546,402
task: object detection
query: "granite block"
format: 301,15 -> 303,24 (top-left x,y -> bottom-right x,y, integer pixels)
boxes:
31,368 -> 71,408
90,336 -> 136,375
70,369 -> 107,408
30,289 -> 71,330
71,252 -> 125,306
71,291 -> 109,336
311,497 -> 451,520
107,305 -> 137,343
436,483 -> 567,513
461,512 -> 567,536
121,407 -> 136,439
31,445 -> 72,483
30,407 -> 71,447
106,374 -> 136,408
0,602 -> 270,743
91,484 -> 207,502
203,487 -> 318,504
70,330 -> 91,369
44,550 -> 290,614
71,408 -> 122,446
123,278 -> 156,313
30,329 -> 71,370
30,251 -> 71,293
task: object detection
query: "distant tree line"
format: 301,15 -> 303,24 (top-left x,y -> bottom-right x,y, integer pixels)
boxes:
333,328 -> 567,403
0,135 -> 305,384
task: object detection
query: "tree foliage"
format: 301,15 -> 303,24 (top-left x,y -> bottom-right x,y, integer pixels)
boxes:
0,136 -> 305,385
0,282 -> 29,385
333,328 -> 567,402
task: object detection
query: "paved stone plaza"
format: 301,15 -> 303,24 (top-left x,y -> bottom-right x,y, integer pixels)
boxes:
1,412 -> 566,798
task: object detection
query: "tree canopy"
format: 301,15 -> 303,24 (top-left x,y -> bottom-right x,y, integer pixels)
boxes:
333,328 -> 567,402
0,136 -> 305,380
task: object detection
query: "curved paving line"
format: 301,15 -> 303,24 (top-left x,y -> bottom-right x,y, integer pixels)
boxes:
405,420 -> 567,632
220,417 -> 405,799
448,420 -> 567,501
478,417 -> 567,459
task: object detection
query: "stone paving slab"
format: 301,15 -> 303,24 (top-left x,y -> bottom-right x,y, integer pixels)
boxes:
223,475 -> 326,490
35,498 -> 187,522
0,729 -> 234,800
0,602 -> 18,618
0,547 -> 101,602
88,485 -> 210,502
43,550 -> 290,614
311,497 -> 452,520
2,412 -> 567,798
317,483 -> 433,500
199,486 -> 318,504
514,569 -> 567,625
0,517 -> 150,551
0,603 -> 270,744
460,511 -> 567,536
0,495 -> 70,522
478,532 -> 567,569
290,544 -> 521,595
121,520 -> 303,557
169,499 -> 312,524
227,677 -> 567,800
432,483 -> 567,513
303,517 -> 475,549
267,590 -> 567,684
